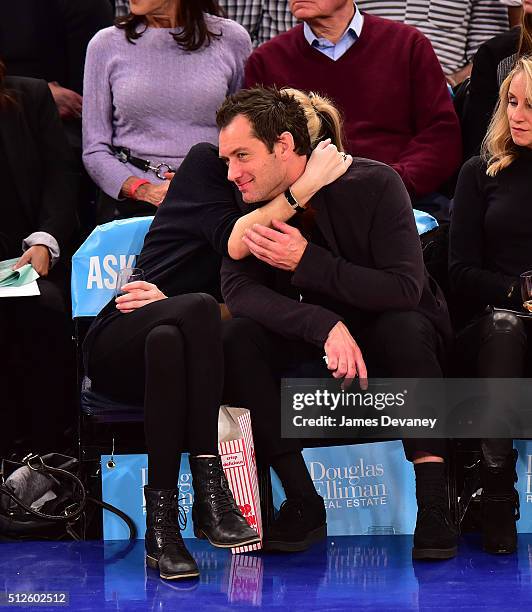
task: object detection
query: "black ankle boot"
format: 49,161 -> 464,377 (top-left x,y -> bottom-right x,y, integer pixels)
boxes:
189,456 -> 260,548
144,487 -> 199,580
481,448 -> 519,555
412,463 -> 458,560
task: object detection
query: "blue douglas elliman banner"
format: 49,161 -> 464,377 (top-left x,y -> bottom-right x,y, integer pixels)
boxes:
101,443 -> 419,539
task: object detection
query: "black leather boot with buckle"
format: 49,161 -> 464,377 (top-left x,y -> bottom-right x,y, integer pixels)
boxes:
144,487 -> 199,580
189,456 -> 260,548
481,446 -> 520,554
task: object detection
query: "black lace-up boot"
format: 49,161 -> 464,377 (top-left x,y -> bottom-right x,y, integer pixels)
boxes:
481,447 -> 519,554
144,487 -> 199,580
189,456 -> 260,548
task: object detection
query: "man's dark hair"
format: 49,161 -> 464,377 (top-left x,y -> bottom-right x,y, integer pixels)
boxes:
116,1 -> 225,51
216,87 -> 312,155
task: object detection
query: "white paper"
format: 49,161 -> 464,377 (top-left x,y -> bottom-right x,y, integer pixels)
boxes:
0,281 -> 40,297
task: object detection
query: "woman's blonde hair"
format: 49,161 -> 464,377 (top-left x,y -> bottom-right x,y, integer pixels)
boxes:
482,56 -> 532,176
281,87 -> 346,152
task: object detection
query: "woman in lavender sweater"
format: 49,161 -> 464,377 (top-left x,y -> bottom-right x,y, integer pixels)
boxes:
82,0 -> 251,220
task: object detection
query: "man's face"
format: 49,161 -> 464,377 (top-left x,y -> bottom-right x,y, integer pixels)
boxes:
219,115 -> 289,204
289,0 -> 352,20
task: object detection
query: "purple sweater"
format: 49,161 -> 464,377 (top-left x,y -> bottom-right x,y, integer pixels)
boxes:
82,16 -> 251,198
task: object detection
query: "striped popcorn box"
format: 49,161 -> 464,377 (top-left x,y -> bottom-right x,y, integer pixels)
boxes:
218,406 -> 263,554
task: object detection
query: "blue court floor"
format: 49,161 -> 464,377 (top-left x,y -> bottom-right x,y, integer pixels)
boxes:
0,534 -> 531,611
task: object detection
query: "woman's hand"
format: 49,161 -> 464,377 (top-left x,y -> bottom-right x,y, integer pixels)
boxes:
115,281 -> 167,313
135,173 -> 174,206
300,139 -> 353,194
121,173 -> 175,207
12,245 -> 51,277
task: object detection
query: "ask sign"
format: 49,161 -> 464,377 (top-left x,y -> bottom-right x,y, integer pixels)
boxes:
71,216 -> 153,317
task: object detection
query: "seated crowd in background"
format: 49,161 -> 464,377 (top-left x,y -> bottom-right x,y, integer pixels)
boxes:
357,0 -> 514,86
1,0 -> 531,570
244,0 -> 462,219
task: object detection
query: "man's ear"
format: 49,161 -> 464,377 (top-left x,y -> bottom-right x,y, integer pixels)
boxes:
276,131 -> 296,158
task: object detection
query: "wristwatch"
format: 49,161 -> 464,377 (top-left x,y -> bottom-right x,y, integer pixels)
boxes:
284,187 -> 306,214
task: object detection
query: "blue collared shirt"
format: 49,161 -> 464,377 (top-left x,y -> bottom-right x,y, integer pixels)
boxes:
303,3 -> 364,61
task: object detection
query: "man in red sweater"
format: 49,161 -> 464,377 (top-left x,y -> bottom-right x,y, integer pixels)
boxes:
244,0 -> 462,205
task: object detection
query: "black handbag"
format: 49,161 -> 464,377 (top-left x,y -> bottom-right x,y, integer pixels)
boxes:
0,453 -> 136,541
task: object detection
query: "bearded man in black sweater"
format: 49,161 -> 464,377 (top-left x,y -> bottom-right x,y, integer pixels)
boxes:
217,88 -> 456,559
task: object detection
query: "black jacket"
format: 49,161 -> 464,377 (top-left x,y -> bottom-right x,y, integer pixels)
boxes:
0,76 -> 78,260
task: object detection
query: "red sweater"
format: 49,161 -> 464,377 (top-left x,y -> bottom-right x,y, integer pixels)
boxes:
245,15 -> 462,199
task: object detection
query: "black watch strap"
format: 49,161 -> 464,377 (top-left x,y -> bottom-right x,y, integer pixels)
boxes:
284,187 -> 306,214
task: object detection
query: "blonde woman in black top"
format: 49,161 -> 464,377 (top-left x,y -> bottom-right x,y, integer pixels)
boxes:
450,56 -> 532,555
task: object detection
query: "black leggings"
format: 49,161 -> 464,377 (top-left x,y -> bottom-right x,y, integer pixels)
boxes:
222,310 -> 448,464
455,309 -> 529,466
87,293 -> 222,489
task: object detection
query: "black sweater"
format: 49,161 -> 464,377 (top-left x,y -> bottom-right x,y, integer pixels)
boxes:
449,150 -> 532,318
222,159 -> 452,348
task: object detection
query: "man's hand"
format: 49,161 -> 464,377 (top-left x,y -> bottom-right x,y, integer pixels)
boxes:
301,138 -> 353,194
242,219 -> 308,271
324,321 -> 368,389
12,245 -> 50,277
48,82 -> 83,120
115,281 -> 167,313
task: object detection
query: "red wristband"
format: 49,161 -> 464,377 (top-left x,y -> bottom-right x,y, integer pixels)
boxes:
129,178 -> 150,200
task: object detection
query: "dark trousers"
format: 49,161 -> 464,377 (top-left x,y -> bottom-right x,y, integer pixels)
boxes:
87,293 -> 222,488
0,264 -> 73,457
454,309 -> 529,466
222,310 -> 448,464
